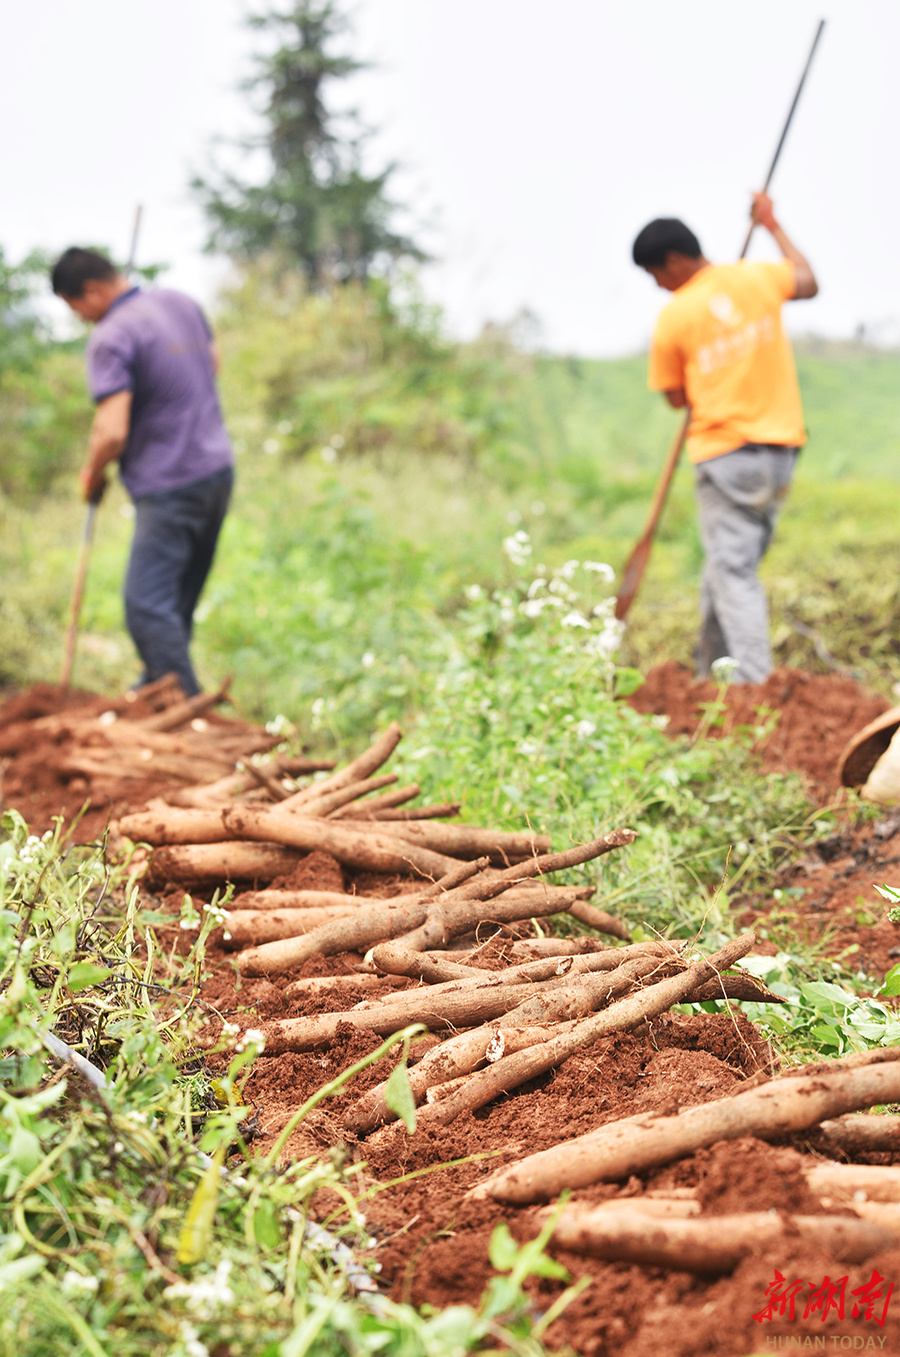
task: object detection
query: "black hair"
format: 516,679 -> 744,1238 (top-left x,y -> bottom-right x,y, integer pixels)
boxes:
51,247 -> 119,298
632,219 -> 702,269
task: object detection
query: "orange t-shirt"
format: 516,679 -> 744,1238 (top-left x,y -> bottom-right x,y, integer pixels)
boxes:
648,259 -> 806,463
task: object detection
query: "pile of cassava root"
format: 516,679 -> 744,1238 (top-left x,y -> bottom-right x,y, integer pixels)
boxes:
0,675 -> 311,791
476,1049 -> 900,1273
21,684 -> 900,1282
112,715 -> 800,1143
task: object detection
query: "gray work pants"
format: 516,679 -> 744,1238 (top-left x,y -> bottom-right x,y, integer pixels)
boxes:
694,444 -> 798,685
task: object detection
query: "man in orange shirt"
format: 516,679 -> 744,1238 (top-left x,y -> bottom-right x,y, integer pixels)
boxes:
633,194 -> 818,683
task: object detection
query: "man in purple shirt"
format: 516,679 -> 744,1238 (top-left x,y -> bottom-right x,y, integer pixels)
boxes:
51,247 -> 234,697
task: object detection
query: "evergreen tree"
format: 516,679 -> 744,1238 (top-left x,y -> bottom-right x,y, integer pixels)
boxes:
194,2 -> 423,285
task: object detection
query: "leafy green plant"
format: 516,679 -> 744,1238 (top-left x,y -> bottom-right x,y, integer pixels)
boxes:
875,882 -> 900,923
734,950 -> 900,1058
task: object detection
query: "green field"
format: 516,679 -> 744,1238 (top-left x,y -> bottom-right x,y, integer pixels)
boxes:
1,277 -> 896,723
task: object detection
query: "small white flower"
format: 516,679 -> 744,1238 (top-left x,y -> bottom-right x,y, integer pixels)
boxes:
221,1021 -> 239,1037
651,713 -> 670,730
311,697 -> 326,719
263,438 -> 280,455
558,559 -> 580,580
574,719 -> 597,740
61,1271 -> 99,1294
547,578 -> 575,598
711,655 -> 739,685
502,530 -> 532,569
164,1259 -> 235,1320
361,651 -> 375,669
517,739 -> 539,757
583,561 -> 615,582
561,610 -> 591,629
530,500 -> 546,516
237,1029 -> 265,1052
330,433 -> 345,449
589,616 -> 624,656
585,618 -> 625,660
499,607 -> 514,623
465,583 -> 483,601
519,598 -> 545,618
321,445 -> 338,463
265,713 -> 293,736
527,577 -> 546,598
277,419 -> 293,435
506,509 -> 522,526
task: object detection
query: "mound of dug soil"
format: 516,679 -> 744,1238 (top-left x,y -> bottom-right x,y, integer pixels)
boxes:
628,660 -> 890,794
629,662 -> 900,979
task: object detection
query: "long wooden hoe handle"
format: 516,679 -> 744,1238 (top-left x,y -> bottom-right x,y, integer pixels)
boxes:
59,499 -> 99,689
614,412 -> 689,621
614,19 -> 826,623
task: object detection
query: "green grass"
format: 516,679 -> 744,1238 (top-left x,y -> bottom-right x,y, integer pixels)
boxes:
2,275 -> 896,706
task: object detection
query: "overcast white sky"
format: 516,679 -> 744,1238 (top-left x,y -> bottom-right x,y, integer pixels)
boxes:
3,0 -> 898,355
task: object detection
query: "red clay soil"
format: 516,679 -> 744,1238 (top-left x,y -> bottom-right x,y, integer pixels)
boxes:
629,661 -> 900,980
0,680 -> 261,842
197,941 -> 900,1357
0,683 -> 178,839
4,669 -> 900,1356
627,660 -> 890,796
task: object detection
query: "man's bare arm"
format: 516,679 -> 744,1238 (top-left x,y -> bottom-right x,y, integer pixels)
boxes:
79,390 -> 132,501
751,193 -> 818,299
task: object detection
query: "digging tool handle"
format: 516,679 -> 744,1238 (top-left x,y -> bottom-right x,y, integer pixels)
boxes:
58,492 -> 102,689
126,204 -> 143,276
614,411 -> 689,621
737,19 -> 826,261
616,19 -> 825,622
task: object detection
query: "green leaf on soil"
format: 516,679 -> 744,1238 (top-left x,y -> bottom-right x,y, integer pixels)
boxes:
384,1055 -> 417,1133
877,963 -> 900,999
176,1145 -> 225,1265
66,962 -> 111,992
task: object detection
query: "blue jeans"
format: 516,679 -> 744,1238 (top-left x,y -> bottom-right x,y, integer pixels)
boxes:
694,444 -> 798,684
124,466 -> 233,696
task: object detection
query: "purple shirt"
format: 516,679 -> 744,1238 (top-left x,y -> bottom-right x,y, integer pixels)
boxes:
86,288 -> 233,498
